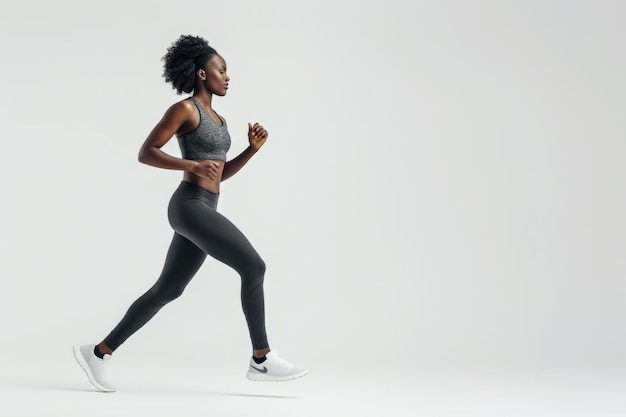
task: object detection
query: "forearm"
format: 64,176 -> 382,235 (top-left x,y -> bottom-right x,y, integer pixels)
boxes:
221,145 -> 258,181
138,146 -> 196,171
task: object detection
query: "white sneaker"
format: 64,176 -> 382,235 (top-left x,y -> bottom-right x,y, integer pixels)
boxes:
73,344 -> 116,392
246,350 -> 309,382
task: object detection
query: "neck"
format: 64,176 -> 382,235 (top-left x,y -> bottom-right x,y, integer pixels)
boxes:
193,89 -> 214,109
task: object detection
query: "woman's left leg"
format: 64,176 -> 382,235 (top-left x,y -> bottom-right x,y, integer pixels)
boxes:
101,231 -> 208,351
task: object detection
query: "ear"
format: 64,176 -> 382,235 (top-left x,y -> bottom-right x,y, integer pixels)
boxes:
197,69 -> 206,80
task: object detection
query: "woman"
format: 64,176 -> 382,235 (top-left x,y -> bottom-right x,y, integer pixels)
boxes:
73,35 -> 309,392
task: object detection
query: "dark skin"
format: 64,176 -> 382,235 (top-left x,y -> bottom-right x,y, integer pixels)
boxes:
137,53 -> 268,193
97,53 -> 271,359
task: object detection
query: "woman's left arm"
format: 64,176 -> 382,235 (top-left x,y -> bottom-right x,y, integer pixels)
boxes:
221,122 -> 268,181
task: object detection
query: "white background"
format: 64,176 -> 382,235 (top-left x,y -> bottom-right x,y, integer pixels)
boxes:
0,0 -> 624,415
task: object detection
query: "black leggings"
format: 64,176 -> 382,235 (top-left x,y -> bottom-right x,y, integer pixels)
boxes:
103,180 -> 268,351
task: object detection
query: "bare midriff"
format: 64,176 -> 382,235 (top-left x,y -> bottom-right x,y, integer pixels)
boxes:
182,159 -> 226,194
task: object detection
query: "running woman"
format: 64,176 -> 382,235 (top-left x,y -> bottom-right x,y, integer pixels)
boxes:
73,34 -> 309,392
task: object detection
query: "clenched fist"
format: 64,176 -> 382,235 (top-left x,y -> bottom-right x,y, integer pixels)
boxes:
248,122 -> 268,151
191,160 -> 221,180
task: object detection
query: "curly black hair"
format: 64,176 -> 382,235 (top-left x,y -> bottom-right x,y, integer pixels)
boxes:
162,35 -> 217,95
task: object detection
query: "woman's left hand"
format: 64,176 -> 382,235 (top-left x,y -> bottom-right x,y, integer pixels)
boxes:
248,122 -> 268,151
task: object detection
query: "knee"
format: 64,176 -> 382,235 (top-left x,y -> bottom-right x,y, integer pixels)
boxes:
243,256 -> 266,284
152,285 -> 185,305
254,257 -> 266,278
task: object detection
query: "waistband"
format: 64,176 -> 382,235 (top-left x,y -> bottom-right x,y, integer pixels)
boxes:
175,180 -> 219,205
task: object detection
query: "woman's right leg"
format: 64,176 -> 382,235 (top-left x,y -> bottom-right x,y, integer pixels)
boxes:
169,195 -> 270,352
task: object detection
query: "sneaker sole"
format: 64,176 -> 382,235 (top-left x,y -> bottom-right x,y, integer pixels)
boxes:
72,345 -> 116,393
246,369 -> 310,382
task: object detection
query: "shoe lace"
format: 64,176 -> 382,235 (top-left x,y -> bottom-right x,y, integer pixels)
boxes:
269,352 -> 293,369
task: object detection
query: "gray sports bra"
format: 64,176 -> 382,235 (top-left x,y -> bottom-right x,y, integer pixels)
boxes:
176,96 -> 231,161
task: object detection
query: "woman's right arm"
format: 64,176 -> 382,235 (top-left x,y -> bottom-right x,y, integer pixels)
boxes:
138,100 -> 220,180
137,101 -> 197,171
138,101 -> 221,180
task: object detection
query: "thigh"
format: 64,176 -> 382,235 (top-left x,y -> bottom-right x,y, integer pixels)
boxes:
175,200 -> 262,273
154,232 -> 208,290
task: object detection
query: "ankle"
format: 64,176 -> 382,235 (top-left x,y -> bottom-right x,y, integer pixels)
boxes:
253,347 -> 270,358
96,342 -> 113,356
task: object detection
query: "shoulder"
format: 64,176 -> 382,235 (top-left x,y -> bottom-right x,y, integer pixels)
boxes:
154,98 -> 199,132
161,97 -> 197,121
169,97 -> 197,114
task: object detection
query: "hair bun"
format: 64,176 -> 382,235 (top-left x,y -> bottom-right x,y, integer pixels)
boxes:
162,35 -> 217,94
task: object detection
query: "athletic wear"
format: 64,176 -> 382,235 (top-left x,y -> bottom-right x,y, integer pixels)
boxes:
176,96 -> 231,161
252,355 -> 267,364
246,350 -> 309,382
73,344 -> 116,392
102,180 -> 269,351
93,345 -> 105,359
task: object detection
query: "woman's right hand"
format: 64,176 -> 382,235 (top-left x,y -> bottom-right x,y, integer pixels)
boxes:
191,160 -> 221,180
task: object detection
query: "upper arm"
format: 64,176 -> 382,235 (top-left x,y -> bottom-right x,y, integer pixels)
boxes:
139,100 -> 196,155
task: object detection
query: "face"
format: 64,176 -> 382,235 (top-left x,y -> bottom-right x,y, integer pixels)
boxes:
197,54 -> 229,96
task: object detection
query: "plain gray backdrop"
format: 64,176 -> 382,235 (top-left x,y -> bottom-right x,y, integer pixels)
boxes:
0,0 -> 624,381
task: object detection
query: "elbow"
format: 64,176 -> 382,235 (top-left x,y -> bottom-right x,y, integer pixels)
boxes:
138,147 -> 149,164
